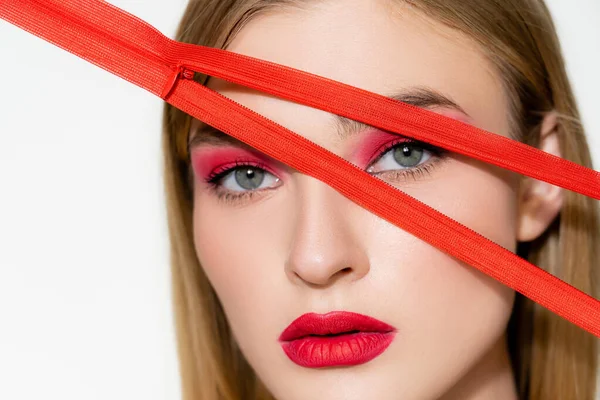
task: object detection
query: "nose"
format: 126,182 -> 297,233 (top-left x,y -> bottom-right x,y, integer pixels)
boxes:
285,175 -> 371,288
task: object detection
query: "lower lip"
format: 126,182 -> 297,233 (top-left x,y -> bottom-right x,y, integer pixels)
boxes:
280,331 -> 395,368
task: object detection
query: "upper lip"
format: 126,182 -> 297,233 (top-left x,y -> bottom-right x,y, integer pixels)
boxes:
278,311 -> 396,342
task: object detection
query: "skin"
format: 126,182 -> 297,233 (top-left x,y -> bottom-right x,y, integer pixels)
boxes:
188,0 -> 563,399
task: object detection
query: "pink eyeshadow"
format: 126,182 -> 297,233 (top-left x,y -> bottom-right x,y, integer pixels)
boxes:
352,129 -> 409,169
352,108 -> 473,168
191,146 -> 287,181
191,108 -> 472,178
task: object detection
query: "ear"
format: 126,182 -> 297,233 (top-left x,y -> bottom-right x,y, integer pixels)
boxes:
516,111 -> 564,242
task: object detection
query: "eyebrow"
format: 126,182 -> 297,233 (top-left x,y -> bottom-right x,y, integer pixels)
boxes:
187,86 -> 470,151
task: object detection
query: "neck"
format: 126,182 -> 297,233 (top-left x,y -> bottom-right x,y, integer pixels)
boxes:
440,333 -> 519,400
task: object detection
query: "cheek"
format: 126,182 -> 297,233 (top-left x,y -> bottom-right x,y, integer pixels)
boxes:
439,154 -> 520,250
193,196 -> 273,301
191,190 -> 290,342
399,154 -> 519,318
400,153 -> 519,250
363,155 -> 518,389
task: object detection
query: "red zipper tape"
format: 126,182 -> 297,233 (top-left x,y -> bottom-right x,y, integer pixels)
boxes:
2,0 -> 599,336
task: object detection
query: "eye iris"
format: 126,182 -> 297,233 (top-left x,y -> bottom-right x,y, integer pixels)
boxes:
235,167 -> 264,189
393,144 -> 423,167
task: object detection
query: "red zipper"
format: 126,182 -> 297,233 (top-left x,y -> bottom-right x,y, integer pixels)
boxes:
2,0 -> 599,337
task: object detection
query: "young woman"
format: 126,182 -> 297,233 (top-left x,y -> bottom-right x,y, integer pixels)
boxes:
161,0 -> 600,399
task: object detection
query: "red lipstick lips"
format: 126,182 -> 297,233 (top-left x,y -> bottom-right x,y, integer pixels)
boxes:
279,311 -> 396,368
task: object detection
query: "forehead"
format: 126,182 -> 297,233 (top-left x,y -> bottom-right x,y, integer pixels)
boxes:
200,0 -> 511,147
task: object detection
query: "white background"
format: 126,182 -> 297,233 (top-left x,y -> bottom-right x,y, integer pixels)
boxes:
0,1 -> 598,399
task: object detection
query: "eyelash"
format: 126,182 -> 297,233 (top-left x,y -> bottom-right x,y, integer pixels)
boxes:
204,159 -> 275,204
203,139 -> 448,205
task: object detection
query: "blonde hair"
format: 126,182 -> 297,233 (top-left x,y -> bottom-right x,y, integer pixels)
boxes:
161,0 -> 600,399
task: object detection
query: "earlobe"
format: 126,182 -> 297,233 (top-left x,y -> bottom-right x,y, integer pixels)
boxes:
516,111 -> 564,242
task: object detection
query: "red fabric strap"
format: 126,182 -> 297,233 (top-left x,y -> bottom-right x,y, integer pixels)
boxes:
2,0 -> 599,336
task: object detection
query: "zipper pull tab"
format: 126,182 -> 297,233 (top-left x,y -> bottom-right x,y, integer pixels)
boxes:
160,65 -> 195,100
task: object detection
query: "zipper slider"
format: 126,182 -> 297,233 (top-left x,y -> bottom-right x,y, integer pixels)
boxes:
181,67 -> 195,80
160,65 -> 195,100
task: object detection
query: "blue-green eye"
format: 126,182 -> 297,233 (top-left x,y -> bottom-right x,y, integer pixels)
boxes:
367,141 -> 433,174
219,166 -> 280,192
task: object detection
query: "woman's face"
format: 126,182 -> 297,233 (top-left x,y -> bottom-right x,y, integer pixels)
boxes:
190,1 -> 520,399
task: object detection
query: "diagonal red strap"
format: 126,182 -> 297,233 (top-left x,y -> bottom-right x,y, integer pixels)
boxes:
2,0 -> 599,336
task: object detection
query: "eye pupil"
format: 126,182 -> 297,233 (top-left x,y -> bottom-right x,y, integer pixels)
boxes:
235,167 -> 264,190
393,144 -> 423,167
